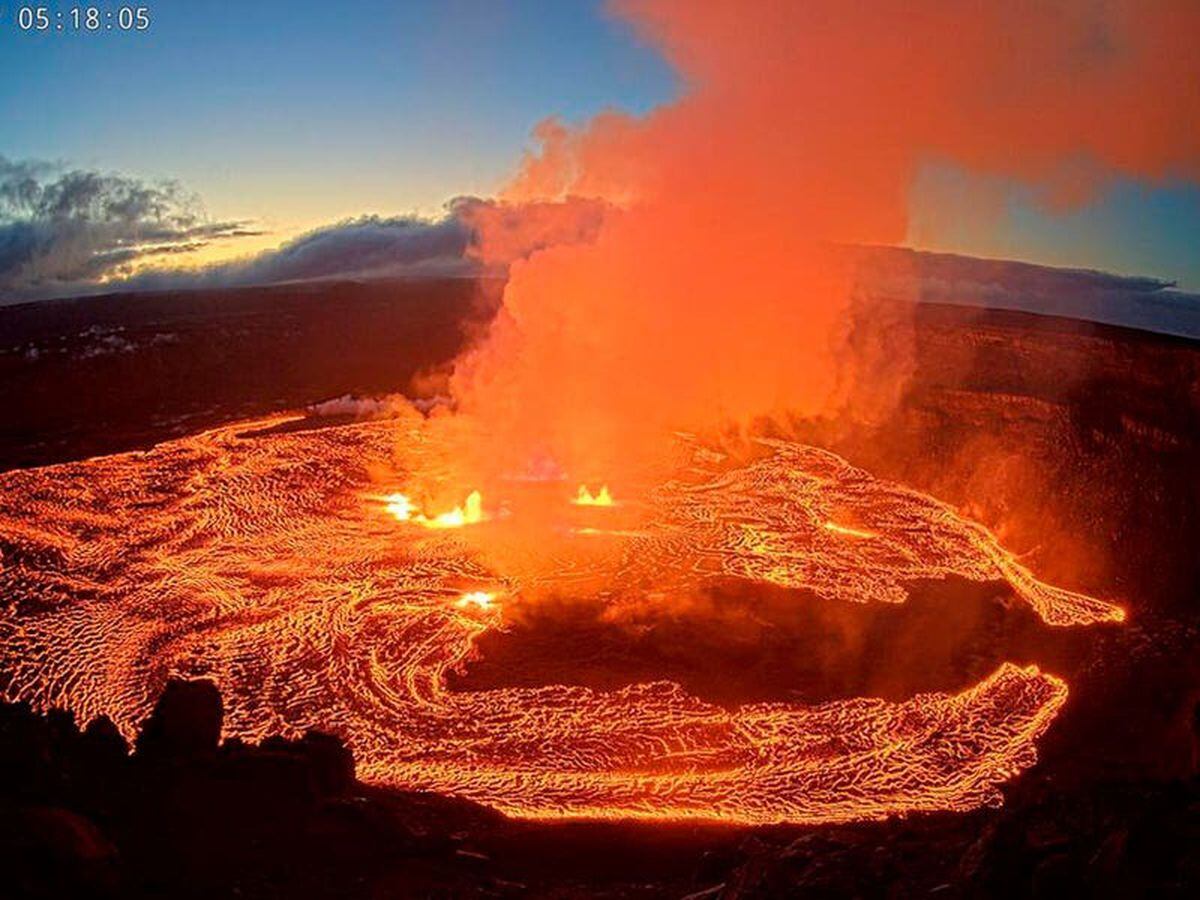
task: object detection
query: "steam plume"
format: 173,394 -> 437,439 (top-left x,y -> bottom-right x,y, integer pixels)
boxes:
450,0 -> 1200,486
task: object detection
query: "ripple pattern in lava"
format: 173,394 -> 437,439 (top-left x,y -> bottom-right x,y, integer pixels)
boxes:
0,416 -> 1122,824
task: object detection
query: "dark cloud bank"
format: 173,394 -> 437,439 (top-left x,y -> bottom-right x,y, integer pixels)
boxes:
0,157 -> 609,302
1,156 -> 1197,339
0,156 -> 254,298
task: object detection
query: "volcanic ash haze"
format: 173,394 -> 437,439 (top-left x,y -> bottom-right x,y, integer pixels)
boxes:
448,0 -> 1200,491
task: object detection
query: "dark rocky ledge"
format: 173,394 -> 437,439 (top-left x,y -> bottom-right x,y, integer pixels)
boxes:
1,677 -> 1199,898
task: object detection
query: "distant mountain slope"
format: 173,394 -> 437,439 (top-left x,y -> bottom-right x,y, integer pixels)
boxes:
0,277 -> 496,468
852,246 -> 1200,339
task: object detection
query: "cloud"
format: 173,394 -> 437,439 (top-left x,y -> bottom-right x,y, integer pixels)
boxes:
122,196 -> 609,291
455,195 -> 610,267
123,213 -> 473,292
0,168 -> 610,304
852,245 -> 1200,339
0,156 -> 251,301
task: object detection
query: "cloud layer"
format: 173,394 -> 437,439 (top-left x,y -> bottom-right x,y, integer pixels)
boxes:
0,165 -> 609,305
0,157 -> 253,301
852,245 -> 1200,339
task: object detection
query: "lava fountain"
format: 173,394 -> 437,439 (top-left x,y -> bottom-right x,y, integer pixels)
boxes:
573,485 -> 614,506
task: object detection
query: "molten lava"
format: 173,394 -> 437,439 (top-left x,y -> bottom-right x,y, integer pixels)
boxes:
0,414 -> 1122,824
573,485 -> 614,506
823,521 -> 877,540
456,591 -> 499,611
383,492 -> 415,522
384,489 -> 485,528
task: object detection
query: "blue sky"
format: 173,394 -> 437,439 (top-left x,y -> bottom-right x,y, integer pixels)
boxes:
2,0 -> 1196,288
1,0 -> 676,227
909,164 -> 1200,291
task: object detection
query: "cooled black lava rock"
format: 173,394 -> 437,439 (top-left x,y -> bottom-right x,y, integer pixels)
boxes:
133,679 -> 223,763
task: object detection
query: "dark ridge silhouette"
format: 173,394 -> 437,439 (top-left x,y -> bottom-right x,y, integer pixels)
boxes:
0,677 -> 1198,898
0,677 -> 507,899
133,680 -> 223,762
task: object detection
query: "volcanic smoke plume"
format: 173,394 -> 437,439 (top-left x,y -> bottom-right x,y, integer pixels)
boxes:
449,0 -> 1200,490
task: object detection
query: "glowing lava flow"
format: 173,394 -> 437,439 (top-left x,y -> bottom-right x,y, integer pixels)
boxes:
823,521 -> 877,539
573,485 -> 614,506
383,489 -> 485,528
456,590 -> 499,610
383,492 -> 416,521
0,415 -> 1122,824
